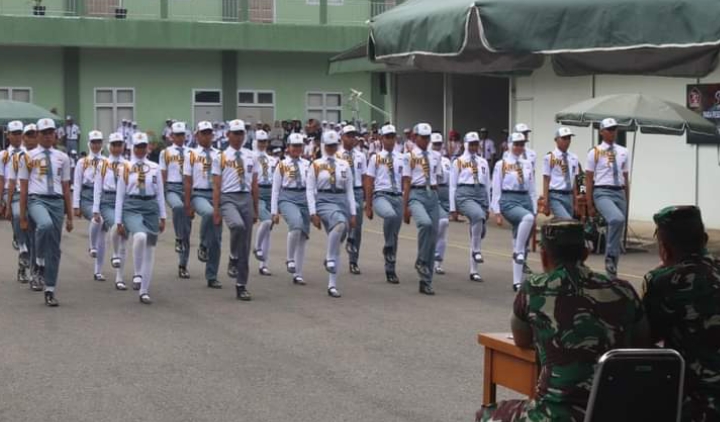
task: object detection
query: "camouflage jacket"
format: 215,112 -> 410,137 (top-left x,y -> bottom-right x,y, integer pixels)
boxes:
514,264 -> 644,415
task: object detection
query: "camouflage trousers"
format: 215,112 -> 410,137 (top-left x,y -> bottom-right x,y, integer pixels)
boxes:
476,399 -> 584,422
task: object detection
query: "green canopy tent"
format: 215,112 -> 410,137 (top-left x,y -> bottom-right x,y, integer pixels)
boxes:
0,100 -> 60,126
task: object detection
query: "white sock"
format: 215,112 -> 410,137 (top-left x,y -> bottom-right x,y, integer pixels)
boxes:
287,230 -> 300,262
261,230 -> 271,268
515,214 -> 534,255
327,224 -> 345,289
133,232 -> 147,279
255,220 -> 272,253
90,219 -> 102,250
94,230 -> 107,274
513,261 -> 524,286
37,258 -> 45,267
436,218 -> 449,262
116,236 -> 127,283
295,236 -> 307,277
111,225 -> 121,257
140,245 -> 156,295
471,220 -> 483,252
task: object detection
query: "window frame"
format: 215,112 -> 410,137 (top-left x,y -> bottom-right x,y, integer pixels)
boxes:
305,91 -> 343,122
237,89 -> 276,124
93,87 -> 135,134
0,87 -> 33,103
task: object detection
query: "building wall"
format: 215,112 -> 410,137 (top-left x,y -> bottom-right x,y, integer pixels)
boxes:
394,73 -> 444,133
0,46 -> 64,113
452,74 -> 508,142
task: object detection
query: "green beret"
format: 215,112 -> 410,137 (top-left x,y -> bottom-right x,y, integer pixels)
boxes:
653,206 -> 703,231
541,220 -> 585,247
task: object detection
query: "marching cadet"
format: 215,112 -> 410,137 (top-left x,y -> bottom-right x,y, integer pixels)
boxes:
307,130 -> 356,298
18,118 -> 74,307
252,129 -> 278,276
542,127 -> 580,219
402,123 -> 442,296
184,121 -> 223,289
73,130 -> 107,281
430,133 -> 452,275
338,125 -> 366,275
0,120 -> 30,283
271,133 -> 311,286
586,118 -> 630,278
160,121 -> 192,278
449,132 -> 491,282
511,123 -> 537,169
491,132 -> 537,292
93,133 -> 129,290
115,132 -> 167,304
20,123 -> 42,291
212,119 -> 259,301
364,124 -> 403,284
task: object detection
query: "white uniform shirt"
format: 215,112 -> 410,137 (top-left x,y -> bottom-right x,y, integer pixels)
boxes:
449,153 -> 491,212
73,153 -> 106,208
211,146 -> 259,194
306,156 -> 356,216
490,154 -> 537,214
254,151 -> 279,187
1,146 -> 26,191
586,141 -> 631,187
503,147 -> 537,169
270,156 -> 310,215
92,155 -> 127,213
543,148 -> 580,191
159,144 -> 188,184
479,138 -> 496,160
432,152 -> 451,186
184,147 -> 220,190
402,147 -> 442,187
337,147 -> 367,189
59,124 -> 80,142
366,150 -> 404,193
17,147 -> 72,196
114,158 -> 167,224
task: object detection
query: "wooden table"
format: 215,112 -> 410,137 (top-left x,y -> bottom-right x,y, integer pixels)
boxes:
478,333 -> 539,405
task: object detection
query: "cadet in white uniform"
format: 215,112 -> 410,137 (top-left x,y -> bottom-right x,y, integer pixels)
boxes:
491,132 -> 537,291
19,124 -> 42,290
542,127 -> 580,220
364,124 -> 403,284
115,132 -> 167,304
449,132 -> 491,282
271,133 -> 311,286
93,133 -> 128,290
212,119 -> 259,301
307,130 -> 357,298
512,123 -> 537,169
586,117 -> 631,278
18,118 -> 74,307
337,125 -> 366,275
73,130 -> 107,281
402,123 -> 442,296
430,133 -> 452,275
160,121 -> 192,278
184,121 -> 223,289
252,129 -> 278,276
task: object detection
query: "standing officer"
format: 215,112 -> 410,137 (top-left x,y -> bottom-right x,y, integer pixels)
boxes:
402,123 -> 442,296
18,118 -> 74,307
252,129 -> 278,276
60,115 -> 81,154
338,125 -> 366,275
73,130 -> 107,281
212,119 -> 259,302
430,133 -> 451,275
161,121 -> 192,278
542,127 -> 580,219
586,117 -> 630,278
364,124 -> 403,284
184,121 -> 222,289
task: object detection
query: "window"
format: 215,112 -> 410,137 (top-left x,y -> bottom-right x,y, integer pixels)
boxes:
237,90 -> 275,125
306,92 -> 342,123
239,0 -> 274,23
307,0 -> 343,5
95,88 -> 134,137
193,89 -> 223,126
0,87 -> 32,103
86,0 -> 120,17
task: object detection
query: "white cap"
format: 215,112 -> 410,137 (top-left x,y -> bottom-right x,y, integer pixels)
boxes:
172,122 -> 186,134
380,124 -> 397,136
132,132 -> 149,146
414,123 -> 432,137
256,121 -> 263,126
228,119 -> 246,132
430,133 -> 443,144
23,124 -> 37,134
464,131 -> 480,143
37,118 -> 56,131
555,127 -> 575,138
70,149 -> 77,155
514,123 -> 531,133
7,120 -> 23,132
600,118 -> 618,130
342,125 -> 358,135
322,130 -> 340,145
288,133 -> 305,145
255,130 -> 269,141
109,132 -> 124,143
131,121 -> 137,126
197,121 -> 213,132
510,132 -> 527,143
88,130 -> 103,141
66,115 -> 73,120
321,120 -> 328,125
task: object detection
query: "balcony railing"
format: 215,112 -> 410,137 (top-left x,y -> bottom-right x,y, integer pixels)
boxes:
0,0 -> 398,25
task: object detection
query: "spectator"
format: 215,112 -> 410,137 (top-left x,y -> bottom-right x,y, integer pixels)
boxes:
58,115 -> 81,153
162,119 -> 173,145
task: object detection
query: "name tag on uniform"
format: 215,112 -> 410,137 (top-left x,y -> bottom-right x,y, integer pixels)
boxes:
341,170 -> 347,179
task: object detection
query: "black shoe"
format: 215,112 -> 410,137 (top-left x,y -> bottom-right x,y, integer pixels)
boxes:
139,294 -> 152,304
382,247 -> 396,264
349,263 -> 361,275
44,291 -> 59,307
236,285 -> 252,301
471,251 -> 484,264
227,259 -> 239,278
513,284 -> 520,292
178,266 -> 190,279
286,260 -> 296,274
259,267 -> 272,276
292,276 -> 306,285
132,275 -> 142,291
175,238 -> 183,253
327,287 -> 341,298
419,284 -> 435,295
386,272 -> 399,284
19,251 -> 30,268
17,267 -> 29,284
522,262 -> 533,275
29,278 -> 43,292
469,273 -> 483,282
345,239 -> 358,255
414,262 -> 431,278
253,248 -> 264,261
207,279 -> 223,289
197,246 -> 209,263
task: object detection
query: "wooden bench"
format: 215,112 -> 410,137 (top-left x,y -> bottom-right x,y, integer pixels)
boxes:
478,333 -> 539,405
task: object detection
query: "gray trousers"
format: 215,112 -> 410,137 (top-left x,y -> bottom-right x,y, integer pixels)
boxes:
28,196 -> 65,288
166,183 -> 191,267
8,195 -> 29,252
348,188 -> 363,264
594,188 -> 627,263
192,192 -> 222,281
373,192 -> 402,273
221,192 -> 254,286
549,191 -> 573,219
408,189 -> 439,287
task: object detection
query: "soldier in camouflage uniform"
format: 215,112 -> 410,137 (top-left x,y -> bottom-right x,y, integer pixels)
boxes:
476,220 -> 649,422
643,206 -> 720,422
